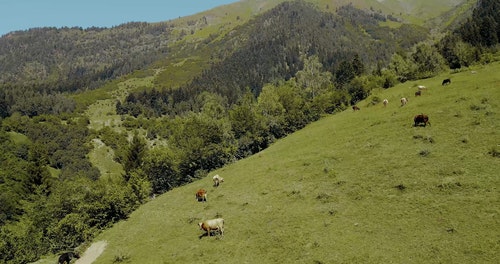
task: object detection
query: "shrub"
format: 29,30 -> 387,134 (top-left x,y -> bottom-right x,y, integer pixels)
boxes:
488,147 -> 500,158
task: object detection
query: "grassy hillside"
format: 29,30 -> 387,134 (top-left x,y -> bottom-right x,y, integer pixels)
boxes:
81,62 -> 499,264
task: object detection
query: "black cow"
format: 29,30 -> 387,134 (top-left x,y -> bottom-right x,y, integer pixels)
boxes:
58,252 -> 80,264
414,114 -> 430,127
352,105 -> 360,111
442,78 -> 451,85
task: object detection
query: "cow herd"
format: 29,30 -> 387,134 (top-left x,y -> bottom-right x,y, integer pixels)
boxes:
195,174 -> 225,238
353,78 -> 453,127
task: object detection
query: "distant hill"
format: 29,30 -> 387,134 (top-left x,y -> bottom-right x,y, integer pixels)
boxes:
118,1 -> 431,116
0,0 -> 470,94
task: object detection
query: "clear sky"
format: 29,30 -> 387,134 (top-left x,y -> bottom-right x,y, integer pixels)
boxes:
0,0 -> 239,36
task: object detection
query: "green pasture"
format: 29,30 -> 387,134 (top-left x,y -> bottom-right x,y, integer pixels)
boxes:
85,62 -> 499,263
84,75 -> 157,180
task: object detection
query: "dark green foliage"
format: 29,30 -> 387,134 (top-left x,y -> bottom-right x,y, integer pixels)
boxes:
229,91 -> 271,158
0,115 -> 133,263
457,0 -> 499,47
123,133 -> 147,175
411,43 -> 448,79
388,43 -> 447,81
169,111 -> 236,180
120,2 -> 427,117
0,23 -> 171,93
438,0 -> 500,68
142,149 -> 178,194
97,126 -> 129,163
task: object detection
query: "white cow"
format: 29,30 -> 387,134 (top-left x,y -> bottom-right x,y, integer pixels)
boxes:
400,97 -> 408,106
382,99 -> 388,107
199,218 -> 224,237
417,85 -> 427,91
213,174 -> 224,187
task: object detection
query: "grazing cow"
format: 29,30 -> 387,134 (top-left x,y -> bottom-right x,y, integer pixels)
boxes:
383,99 -> 388,107
400,97 -> 408,106
442,78 -> 451,85
414,114 -> 430,127
196,189 -> 207,202
199,218 -> 224,237
417,85 -> 427,90
415,90 -> 421,96
213,174 -> 224,187
58,252 -> 80,264
352,105 -> 360,111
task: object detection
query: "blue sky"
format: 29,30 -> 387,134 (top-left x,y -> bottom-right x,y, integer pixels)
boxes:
0,0 -> 239,36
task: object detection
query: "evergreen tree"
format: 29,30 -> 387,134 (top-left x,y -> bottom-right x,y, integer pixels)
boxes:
123,133 -> 147,178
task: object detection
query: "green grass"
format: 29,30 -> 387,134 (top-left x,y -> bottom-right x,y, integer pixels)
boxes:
7,131 -> 29,144
88,138 -> 124,179
84,62 -> 499,264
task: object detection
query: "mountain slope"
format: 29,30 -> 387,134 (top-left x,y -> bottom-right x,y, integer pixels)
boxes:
0,0 -> 471,92
86,62 -> 499,263
120,1 -> 431,117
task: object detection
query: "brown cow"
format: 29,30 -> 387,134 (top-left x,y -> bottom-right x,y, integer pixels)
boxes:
196,189 -> 207,202
352,105 -> 360,111
415,90 -> 421,96
414,114 -> 430,127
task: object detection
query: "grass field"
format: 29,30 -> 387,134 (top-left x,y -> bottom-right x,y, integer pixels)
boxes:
76,62 -> 500,264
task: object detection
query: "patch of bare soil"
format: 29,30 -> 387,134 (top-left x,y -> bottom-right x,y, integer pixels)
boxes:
74,241 -> 107,264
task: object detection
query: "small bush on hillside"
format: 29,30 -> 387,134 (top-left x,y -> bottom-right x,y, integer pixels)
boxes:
437,181 -> 462,190
419,149 -> 430,157
470,104 -> 486,111
394,184 -> 406,191
113,251 -> 130,263
370,96 -> 381,105
316,192 -> 333,203
413,135 -> 435,143
214,212 -> 223,218
488,147 -> 500,158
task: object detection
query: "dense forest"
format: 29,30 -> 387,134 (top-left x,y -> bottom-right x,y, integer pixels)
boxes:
119,3 -> 430,116
0,22 -> 172,118
0,0 -> 498,263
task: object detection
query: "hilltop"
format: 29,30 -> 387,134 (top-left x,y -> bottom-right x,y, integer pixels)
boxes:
83,63 -> 499,263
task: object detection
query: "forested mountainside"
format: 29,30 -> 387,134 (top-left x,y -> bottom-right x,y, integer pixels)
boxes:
0,0 -> 499,263
119,2 -> 429,117
0,23 -> 173,117
0,0 -> 474,118
0,23 -> 171,91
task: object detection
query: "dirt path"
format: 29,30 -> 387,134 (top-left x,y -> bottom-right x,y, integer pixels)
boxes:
75,241 -> 107,264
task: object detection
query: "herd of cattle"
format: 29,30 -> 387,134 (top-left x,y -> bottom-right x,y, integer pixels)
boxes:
56,79 -> 452,260
196,174 -> 225,238
352,78 -> 452,127
196,79 -> 452,239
